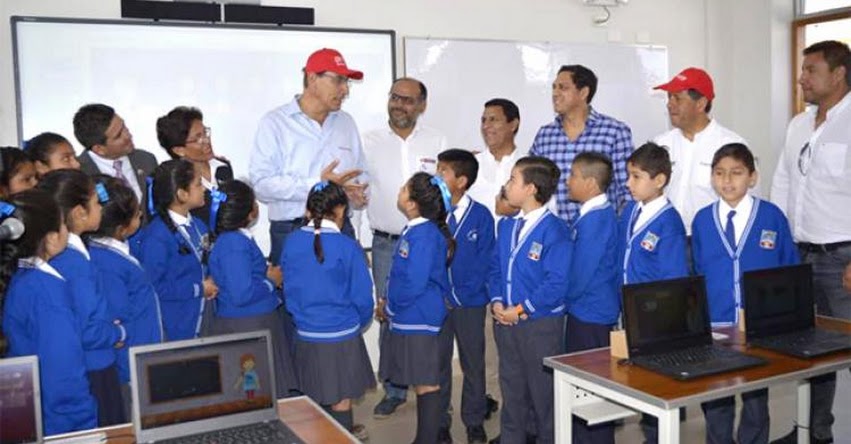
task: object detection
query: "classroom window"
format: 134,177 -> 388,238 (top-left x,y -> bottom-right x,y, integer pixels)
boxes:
800,0 -> 851,15
791,3 -> 851,113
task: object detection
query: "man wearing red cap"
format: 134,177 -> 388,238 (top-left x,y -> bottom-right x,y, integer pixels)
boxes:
653,67 -> 746,233
249,48 -> 368,265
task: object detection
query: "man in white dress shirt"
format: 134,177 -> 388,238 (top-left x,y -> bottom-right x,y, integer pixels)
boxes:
653,68 -> 746,234
363,77 -> 447,418
770,40 -> 851,444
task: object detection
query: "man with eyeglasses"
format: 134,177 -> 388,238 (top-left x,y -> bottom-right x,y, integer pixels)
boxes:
362,77 -> 448,422
250,48 -> 368,267
770,40 -> 851,444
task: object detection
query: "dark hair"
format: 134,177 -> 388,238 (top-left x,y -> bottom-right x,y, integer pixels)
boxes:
151,160 -> 199,256
394,77 -> 428,100
558,65 -> 598,104
437,149 -> 479,190
212,180 -> 255,238
72,103 -> 115,150
573,152 -> 613,193
306,182 -> 348,264
628,142 -> 673,186
711,143 -> 756,173
25,132 -> 72,164
686,89 -> 713,113
804,40 -> 851,86
513,156 -> 561,204
1,147 -> 33,191
156,106 -> 204,159
36,169 -> 95,231
90,175 -> 138,239
407,172 -> 456,265
484,98 -> 520,134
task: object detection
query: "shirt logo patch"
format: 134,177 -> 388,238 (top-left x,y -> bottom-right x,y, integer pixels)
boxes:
467,229 -> 478,242
398,239 -> 410,258
528,242 -> 542,261
759,230 -> 777,250
640,231 -> 659,252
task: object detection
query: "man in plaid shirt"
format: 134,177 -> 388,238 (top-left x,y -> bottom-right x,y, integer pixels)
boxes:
530,65 -> 633,223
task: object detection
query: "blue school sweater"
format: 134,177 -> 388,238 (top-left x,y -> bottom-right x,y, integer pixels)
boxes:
566,201 -> 620,325
50,239 -> 122,371
89,239 -> 164,384
386,218 -> 450,335
692,197 -> 799,325
490,209 -> 572,320
618,200 -> 689,285
209,230 -> 280,318
2,259 -> 98,435
136,215 -> 208,341
447,197 -> 496,308
282,226 -> 374,342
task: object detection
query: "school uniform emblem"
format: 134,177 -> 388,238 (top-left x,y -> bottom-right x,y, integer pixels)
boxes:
640,231 -> 659,252
466,229 -> 478,242
398,239 -> 410,258
528,242 -> 543,261
759,230 -> 777,249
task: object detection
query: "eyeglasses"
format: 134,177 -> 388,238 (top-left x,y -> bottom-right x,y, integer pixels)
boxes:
388,92 -> 419,106
797,142 -> 812,176
320,72 -> 351,86
186,126 -> 212,145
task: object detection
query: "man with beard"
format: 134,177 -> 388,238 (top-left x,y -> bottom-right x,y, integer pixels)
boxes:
363,77 -> 447,420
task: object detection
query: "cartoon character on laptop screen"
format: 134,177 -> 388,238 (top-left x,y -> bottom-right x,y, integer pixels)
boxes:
235,353 -> 260,400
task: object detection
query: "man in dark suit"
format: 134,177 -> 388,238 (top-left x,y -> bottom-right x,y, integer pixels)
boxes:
73,103 -> 158,210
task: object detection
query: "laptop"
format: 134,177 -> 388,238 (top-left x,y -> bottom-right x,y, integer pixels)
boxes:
622,276 -> 766,380
744,264 -> 851,358
129,331 -> 304,444
0,355 -> 42,444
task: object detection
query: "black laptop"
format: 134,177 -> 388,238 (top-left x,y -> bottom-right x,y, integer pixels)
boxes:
743,264 -> 851,359
622,276 -> 767,380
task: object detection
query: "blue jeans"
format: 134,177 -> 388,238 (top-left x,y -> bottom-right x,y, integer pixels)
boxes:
372,233 -> 408,401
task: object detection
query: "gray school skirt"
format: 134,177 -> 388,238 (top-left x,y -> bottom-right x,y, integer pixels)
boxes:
378,330 -> 441,386
295,334 -> 376,405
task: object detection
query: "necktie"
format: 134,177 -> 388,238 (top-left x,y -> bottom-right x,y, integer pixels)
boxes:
629,206 -> 643,236
725,210 -> 737,249
113,160 -> 129,186
448,207 -> 458,232
513,218 -> 526,246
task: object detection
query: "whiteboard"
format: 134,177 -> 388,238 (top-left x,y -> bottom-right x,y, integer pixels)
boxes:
404,38 -> 670,153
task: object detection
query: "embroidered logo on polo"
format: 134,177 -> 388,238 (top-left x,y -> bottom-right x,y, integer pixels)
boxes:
759,230 -> 777,250
528,242 -> 542,261
467,229 -> 478,242
640,231 -> 660,252
398,239 -> 410,258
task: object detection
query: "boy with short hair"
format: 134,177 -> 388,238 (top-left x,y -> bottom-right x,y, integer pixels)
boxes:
435,149 -> 495,444
692,143 -> 798,444
490,156 -> 571,444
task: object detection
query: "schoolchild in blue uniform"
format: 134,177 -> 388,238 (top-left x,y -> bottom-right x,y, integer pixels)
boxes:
38,169 -> 126,426
620,143 -> 689,443
434,149 -> 495,444
377,172 -> 455,444
692,143 -> 798,444
137,159 -> 217,341
87,176 -> 163,416
0,146 -> 38,197
1,190 -> 98,435
282,181 -> 375,436
208,179 -> 297,397
490,156 -> 571,444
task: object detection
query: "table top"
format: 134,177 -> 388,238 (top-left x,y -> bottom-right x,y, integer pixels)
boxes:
545,316 -> 851,409
45,396 -> 356,444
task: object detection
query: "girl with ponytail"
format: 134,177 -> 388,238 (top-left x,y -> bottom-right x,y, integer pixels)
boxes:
281,181 -> 375,436
377,171 -> 454,444
207,179 -> 297,396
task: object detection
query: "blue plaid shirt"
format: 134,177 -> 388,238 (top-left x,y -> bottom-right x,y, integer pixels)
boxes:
530,108 -> 633,223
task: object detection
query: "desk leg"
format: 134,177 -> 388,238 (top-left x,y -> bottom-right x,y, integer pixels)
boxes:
554,373 -> 573,443
797,381 -> 810,444
657,408 -> 680,444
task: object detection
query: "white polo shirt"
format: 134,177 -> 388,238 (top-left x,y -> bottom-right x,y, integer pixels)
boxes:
468,146 -> 526,217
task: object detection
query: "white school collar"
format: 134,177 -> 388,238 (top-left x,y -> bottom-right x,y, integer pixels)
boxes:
579,194 -> 609,218
66,233 -> 90,260
20,256 -> 64,280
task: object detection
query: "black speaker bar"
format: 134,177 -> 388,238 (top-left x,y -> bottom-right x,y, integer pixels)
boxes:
224,4 -> 315,26
120,0 -> 316,26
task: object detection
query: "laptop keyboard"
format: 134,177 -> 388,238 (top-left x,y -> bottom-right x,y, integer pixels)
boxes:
160,421 -> 304,444
644,346 -> 736,367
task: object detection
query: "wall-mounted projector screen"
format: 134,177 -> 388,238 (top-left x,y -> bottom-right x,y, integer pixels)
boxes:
12,16 -> 395,253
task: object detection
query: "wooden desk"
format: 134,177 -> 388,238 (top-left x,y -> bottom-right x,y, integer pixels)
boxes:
45,396 -> 357,444
544,316 -> 851,444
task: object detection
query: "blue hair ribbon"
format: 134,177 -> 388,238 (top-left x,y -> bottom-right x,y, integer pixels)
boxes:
429,175 -> 453,214
312,181 -> 329,193
0,201 -> 16,217
145,177 -> 155,216
95,182 -> 110,203
209,189 -> 228,233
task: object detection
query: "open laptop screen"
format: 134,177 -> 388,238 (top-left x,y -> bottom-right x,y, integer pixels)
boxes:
0,356 -> 40,444
623,276 -> 712,356
744,263 -> 814,339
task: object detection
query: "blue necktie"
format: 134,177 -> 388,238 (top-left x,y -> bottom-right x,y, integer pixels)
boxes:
629,207 -> 643,236
724,210 -> 737,249
448,207 -> 458,232
513,218 -> 526,246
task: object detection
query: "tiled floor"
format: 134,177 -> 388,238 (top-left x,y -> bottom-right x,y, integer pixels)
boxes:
351,317 -> 851,443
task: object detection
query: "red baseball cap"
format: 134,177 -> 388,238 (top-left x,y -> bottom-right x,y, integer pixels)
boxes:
304,48 -> 363,80
653,67 -> 714,100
